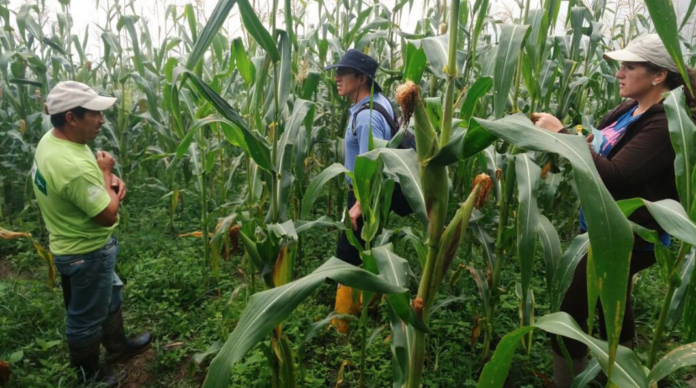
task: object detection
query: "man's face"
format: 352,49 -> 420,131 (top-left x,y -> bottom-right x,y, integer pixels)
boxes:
67,109 -> 105,143
334,68 -> 365,98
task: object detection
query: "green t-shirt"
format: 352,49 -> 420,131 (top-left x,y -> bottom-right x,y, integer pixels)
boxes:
32,130 -> 116,255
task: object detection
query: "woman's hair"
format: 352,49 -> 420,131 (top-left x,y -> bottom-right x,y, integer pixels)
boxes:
644,62 -> 696,113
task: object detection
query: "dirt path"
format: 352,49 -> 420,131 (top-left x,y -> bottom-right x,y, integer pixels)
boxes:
0,259 -> 15,279
115,345 -> 205,388
116,349 -> 157,388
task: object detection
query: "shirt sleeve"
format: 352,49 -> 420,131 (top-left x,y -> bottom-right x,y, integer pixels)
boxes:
355,110 -> 387,155
63,170 -> 111,217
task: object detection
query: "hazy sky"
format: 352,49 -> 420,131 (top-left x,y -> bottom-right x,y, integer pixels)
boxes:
7,0 -> 696,59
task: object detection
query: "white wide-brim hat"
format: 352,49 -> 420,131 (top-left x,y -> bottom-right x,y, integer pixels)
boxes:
45,81 -> 117,115
603,34 -> 679,73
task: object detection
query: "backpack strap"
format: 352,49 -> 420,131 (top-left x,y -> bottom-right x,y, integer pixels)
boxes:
351,101 -> 399,139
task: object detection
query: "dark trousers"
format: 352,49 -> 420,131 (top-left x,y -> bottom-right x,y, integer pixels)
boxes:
335,190 -> 365,266
551,250 -> 655,358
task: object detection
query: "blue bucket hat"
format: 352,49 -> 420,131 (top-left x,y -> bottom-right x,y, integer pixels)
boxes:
324,49 -> 382,93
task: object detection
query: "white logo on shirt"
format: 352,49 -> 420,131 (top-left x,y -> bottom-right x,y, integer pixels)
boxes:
87,185 -> 103,203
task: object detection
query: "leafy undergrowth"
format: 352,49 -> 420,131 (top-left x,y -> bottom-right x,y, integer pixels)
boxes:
1,185 -> 694,387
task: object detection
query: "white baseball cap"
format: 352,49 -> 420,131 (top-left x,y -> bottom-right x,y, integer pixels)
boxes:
603,34 -> 679,73
45,81 -> 117,115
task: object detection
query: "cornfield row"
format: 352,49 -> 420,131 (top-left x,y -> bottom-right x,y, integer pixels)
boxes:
2,0 -> 696,386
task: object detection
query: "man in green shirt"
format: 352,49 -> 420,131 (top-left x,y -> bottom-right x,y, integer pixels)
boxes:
33,81 -> 151,386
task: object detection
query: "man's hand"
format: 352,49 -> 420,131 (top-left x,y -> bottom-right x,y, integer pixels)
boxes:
530,113 -> 565,133
96,151 -> 115,173
349,201 -> 362,231
111,174 -> 127,201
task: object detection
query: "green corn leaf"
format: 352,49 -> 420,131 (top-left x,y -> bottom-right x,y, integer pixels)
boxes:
642,0 -> 694,96
42,36 -> 68,55
466,266 -> 493,325
461,119 -> 498,160
175,67 -> 274,172
684,254 -> 696,341
569,7 -> 585,61
648,342 -> 696,383
372,244 -> 416,387
237,0 -> 280,62
493,24 -> 530,119
537,214 -> 561,296
477,325 -> 534,387
184,4 -> 197,42
276,99 -> 313,172
300,70 -> 321,100
619,198 -> 696,246
521,52 -> 540,102
515,154 -> 541,329
188,143 -> 202,177
428,125 -> 465,166
294,216 -> 346,234
293,105 -> 316,200
471,0 -> 490,63
176,116 -> 238,158
276,30 -> 292,114
400,227 -> 427,269
524,9 -> 544,67
664,87 -> 696,214
680,0 -> 696,31
472,222 -> 496,273
352,156 -> 381,244
630,222 -> 674,284
473,113 -> 634,374
403,41 -> 427,84
233,37 -> 255,84
550,233 -> 589,312
117,16 -> 144,76
460,76 -> 492,125
667,247 -> 696,328
357,148 -> 428,227
202,257 -> 406,388
283,0 -> 294,49
571,359 -> 602,388
422,35 -> 449,79
372,244 -> 413,323
538,60 -> 559,107
477,312 -> 649,388
345,7 -> 374,45
300,163 -> 348,219
355,31 -> 389,51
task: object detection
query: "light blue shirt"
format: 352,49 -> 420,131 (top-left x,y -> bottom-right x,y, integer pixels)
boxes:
344,93 -> 394,183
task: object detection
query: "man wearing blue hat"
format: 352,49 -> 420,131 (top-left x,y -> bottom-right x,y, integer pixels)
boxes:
324,49 -> 398,332
325,49 -> 396,267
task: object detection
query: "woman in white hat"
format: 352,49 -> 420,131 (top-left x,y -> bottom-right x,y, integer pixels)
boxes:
532,34 -> 696,387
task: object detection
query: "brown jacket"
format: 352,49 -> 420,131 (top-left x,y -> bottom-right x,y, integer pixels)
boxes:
591,100 -> 678,234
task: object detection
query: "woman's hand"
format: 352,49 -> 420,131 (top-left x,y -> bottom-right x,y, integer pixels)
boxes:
531,113 -> 565,133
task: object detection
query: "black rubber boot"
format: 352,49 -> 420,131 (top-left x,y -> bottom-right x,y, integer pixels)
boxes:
68,340 -> 125,387
102,308 -> 152,363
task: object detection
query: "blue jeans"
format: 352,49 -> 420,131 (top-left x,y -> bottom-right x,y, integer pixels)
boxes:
54,237 -> 123,346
